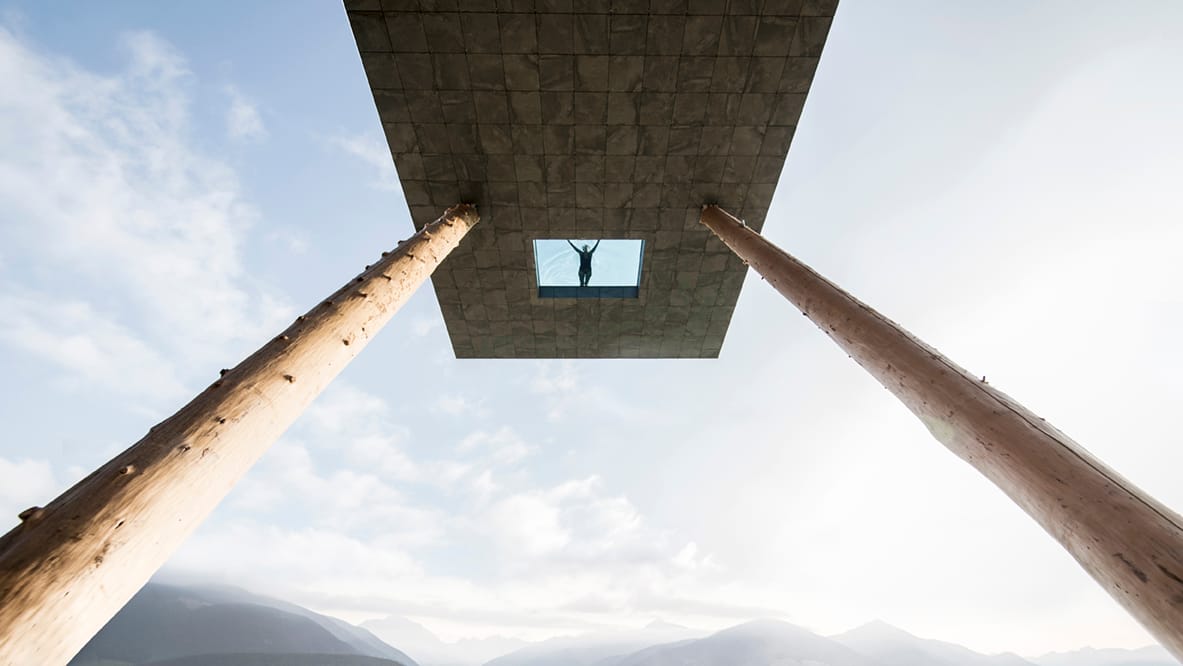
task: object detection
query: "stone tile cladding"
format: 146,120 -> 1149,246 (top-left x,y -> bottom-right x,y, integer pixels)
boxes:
347,0 -> 835,357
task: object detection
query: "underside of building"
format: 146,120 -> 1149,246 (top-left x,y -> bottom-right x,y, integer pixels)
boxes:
346,0 -> 835,357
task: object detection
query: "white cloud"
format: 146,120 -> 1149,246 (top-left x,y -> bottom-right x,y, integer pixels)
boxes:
457,427 -> 532,465
529,361 -> 579,421
0,290 -> 186,402
266,228 -> 310,254
432,393 -> 490,419
411,315 -> 443,337
528,361 -> 655,423
329,130 -> 400,191
0,27 -> 292,385
225,85 -> 267,141
174,381 -> 728,639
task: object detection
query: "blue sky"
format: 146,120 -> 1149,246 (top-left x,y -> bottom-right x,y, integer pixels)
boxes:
1,0 -> 1182,657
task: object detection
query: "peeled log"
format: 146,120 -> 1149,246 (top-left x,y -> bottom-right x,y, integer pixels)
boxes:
0,204 -> 479,665
700,204 -> 1183,660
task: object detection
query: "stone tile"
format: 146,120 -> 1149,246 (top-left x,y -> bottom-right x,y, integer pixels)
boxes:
769,92 -> 806,125
737,93 -> 774,125
385,13 -> 429,52
467,54 -> 505,89
719,154 -> 757,183
668,126 -> 701,154
790,15 -> 832,57
604,155 -> 636,181
745,57 -> 786,92
642,56 -> 679,92
574,154 -> 605,181
574,55 -> 610,91
672,92 -> 709,124
543,124 -> 575,155
605,124 -> 638,154
503,54 -> 541,90
573,91 -> 608,124
393,152 -> 426,180
438,90 -> 476,123
778,56 -> 818,92
513,125 -> 545,153
682,15 -> 722,55
608,56 -> 645,92
710,57 -> 750,93
397,54 -> 434,89
537,14 -> 574,53
752,155 -> 785,183
730,126 -> 765,155
539,91 -> 574,124
676,57 -> 715,91
499,14 -> 538,53
760,125 -> 795,154
361,52 -> 401,88
374,90 -> 411,122
698,125 -> 732,155
646,15 -> 685,55
718,15 -> 758,56
753,16 -> 797,57
421,13 -> 463,52
636,126 -> 669,154
486,155 -> 516,180
508,91 -> 543,124
609,15 -> 647,55
350,12 -> 391,52
470,91 -> 508,122
539,55 -> 574,90
432,53 -> 469,88
574,14 -> 610,53
638,92 -> 674,125
415,123 -> 452,152
574,124 -> 607,153
606,92 -> 641,125
475,123 -> 513,152
453,153 -> 488,181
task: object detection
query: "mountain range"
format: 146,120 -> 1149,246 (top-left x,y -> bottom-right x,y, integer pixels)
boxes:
478,618 -> 1175,666
69,582 -> 416,666
67,581 -> 1176,666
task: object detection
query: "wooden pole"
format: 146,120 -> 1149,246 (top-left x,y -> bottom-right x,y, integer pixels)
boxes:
700,204 -> 1183,659
0,204 -> 479,665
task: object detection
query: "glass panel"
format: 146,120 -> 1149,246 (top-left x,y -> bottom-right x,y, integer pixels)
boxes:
533,239 -> 644,288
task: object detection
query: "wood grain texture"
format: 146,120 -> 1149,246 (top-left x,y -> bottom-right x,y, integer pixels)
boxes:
700,204 -> 1183,660
0,204 -> 479,666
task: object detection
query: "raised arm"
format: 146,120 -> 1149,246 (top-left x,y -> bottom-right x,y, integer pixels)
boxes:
567,240 -> 579,252
590,240 -> 601,253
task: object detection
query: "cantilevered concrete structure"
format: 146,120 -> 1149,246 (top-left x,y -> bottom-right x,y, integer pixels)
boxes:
347,0 -> 835,357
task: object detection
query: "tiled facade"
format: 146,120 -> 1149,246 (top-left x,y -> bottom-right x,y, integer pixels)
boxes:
346,0 -> 835,357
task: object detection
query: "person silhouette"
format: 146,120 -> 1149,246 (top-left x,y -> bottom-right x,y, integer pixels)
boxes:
567,239 -> 600,287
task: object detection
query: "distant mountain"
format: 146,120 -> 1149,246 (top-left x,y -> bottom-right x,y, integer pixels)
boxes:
362,615 -> 528,666
146,655 -> 405,666
66,582 -> 1175,666
832,620 -> 1037,666
1034,645 -> 1177,666
70,582 -> 416,666
483,621 -> 700,666
605,618 -> 876,666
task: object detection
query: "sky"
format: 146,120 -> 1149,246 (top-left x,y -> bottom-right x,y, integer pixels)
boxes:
0,0 -> 1181,658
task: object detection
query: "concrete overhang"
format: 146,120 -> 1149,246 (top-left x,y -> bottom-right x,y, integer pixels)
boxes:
346,0 -> 835,357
